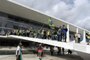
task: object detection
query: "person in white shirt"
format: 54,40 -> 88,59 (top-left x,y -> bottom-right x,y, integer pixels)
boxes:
16,43 -> 22,60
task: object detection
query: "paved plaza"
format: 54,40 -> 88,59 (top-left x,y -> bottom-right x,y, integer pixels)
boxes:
0,54 -> 83,60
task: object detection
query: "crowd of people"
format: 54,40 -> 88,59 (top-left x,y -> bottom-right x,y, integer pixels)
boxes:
7,25 -> 68,42
5,24 -> 90,44
13,25 -> 70,60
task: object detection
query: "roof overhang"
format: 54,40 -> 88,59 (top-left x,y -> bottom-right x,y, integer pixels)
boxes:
0,0 -> 89,33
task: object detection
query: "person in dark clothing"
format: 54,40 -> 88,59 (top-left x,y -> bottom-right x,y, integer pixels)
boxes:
61,25 -> 68,42
22,30 -> 26,36
57,26 -> 62,41
19,29 -> 22,36
51,31 -> 55,40
57,47 -> 61,55
43,30 -> 47,39
13,29 -> 17,35
62,48 -> 65,55
86,33 -> 90,45
68,49 -> 72,54
26,30 -> 30,37
50,46 -> 54,56
37,30 -> 41,38
52,30 -> 57,40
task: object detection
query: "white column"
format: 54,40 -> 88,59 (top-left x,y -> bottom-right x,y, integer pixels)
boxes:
66,24 -> 70,42
74,28 -> 78,43
82,30 -> 86,43
76,28 -> 78,33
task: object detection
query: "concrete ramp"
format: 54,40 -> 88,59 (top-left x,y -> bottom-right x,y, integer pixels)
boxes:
7,35 -> 90,54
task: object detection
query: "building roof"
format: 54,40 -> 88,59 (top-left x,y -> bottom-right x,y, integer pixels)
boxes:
0,0 -> 90,33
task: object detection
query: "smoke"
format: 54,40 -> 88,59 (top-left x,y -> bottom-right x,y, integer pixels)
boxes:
15,0 -> 90,30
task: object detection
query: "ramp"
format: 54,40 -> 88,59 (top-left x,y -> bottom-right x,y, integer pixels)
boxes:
7,35 -> 90,54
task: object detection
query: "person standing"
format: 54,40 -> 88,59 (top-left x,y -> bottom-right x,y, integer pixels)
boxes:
57,47 -> 61,55
75,33 -> 81,43
50,46 -> 54,56
62,48 -> 65,55
61,25 -> 68,42
43,30 -> 47,39
75,33 -> 78,43
16,43 -> 22,60
41,29 -> 44,39
37,44 -> 44,60
47,30 -> 51,39
86,33 -> 90,45
78,33 -> 81,43
57,26 -> 62,41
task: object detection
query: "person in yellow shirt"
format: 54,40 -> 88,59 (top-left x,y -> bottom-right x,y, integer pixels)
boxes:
86,33 -> 90,45
47,30 -> 51,39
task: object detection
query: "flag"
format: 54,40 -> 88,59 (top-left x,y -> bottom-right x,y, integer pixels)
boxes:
20,48 -> 22,60
48,17 -> 55,29
48,17 -> 53,27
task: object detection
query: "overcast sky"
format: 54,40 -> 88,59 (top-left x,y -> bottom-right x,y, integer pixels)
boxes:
15,0 -> 90,30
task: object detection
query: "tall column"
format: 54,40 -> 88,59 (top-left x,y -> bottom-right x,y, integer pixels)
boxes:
66,24 -> 70,42
82,30 -> 86,43
76,28 -> 78,33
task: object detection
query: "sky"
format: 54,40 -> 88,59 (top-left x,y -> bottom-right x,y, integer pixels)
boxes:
15,0 -> 90,30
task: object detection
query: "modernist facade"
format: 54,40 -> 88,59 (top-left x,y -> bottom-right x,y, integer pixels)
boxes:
0,0 -> 90,51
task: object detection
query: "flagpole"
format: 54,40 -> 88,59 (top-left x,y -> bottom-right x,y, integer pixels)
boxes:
40,24 -> 44,30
